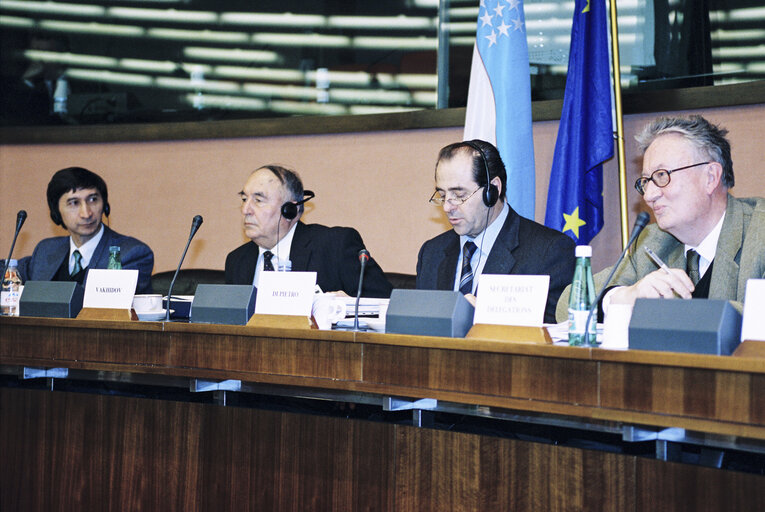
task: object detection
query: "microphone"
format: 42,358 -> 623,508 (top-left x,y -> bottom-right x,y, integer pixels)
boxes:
353,249 -> 370,331
165,215 -> 203,321
1,210 -> 28,279
583,211 -> 650,341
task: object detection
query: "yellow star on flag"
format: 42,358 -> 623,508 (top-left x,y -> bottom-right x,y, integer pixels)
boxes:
562,207 -> 587,239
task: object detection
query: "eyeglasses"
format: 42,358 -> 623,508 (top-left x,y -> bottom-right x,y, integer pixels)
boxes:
634,162 -> 709,195
429,186 -> 483,206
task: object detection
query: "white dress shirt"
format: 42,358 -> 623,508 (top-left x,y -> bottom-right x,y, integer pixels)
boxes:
252,222 -> 297,287
68,224 -> 104,274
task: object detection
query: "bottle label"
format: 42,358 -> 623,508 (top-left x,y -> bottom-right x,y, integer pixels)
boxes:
568,308 -> 596,345
1,290 -> 21,316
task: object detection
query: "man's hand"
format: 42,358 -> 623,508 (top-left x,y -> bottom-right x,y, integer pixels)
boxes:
464,293 -> 477,307
610,268 -> 695,305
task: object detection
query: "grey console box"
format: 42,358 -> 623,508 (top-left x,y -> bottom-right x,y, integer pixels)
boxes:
386,289 -> 474,338
19,281 -> 83,318
628,298 -> 742,355
191,284 -> 256,325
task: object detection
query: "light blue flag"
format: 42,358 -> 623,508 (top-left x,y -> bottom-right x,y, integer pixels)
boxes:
544,0 -> 614,244
464,0 -> 535,220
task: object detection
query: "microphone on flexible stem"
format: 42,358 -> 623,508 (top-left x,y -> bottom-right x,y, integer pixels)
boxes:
353,249 -> 370,331
1,210 -> 28,279
165,215 -> 203,321
583,211 -> 651,341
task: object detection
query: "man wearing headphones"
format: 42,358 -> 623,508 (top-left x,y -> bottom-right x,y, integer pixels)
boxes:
225,165 -> 392,298
416,140 -> 575,324
17,166 -> 155,294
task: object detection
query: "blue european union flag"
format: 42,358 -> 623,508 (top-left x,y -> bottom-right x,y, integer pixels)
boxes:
544,0 -> 614,244
464,0 -> 535,220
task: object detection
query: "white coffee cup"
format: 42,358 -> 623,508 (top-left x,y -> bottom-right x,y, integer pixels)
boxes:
602,303 -> 633,350
132,294 -> 163,312
312,294 -> 347,330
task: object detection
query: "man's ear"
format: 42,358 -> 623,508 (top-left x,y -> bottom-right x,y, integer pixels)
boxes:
705,161 -> 723,193
491,175 -> 502,199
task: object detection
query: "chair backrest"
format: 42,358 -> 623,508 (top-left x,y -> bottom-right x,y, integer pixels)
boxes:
151,269 -> 415,295
385,272 -> 416,290
151,268 -> 226,296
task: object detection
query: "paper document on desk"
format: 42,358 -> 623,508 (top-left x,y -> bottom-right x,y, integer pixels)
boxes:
741,279 -> 765,341
340,297 -> 390,317
547,321 -> 604,346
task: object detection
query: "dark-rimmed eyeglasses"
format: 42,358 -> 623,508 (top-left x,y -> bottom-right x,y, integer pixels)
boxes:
634,162 -> 710,195
429,186 -> 483,206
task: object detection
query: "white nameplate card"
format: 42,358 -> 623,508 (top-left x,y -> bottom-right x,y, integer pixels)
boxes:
741,279 -> 765,342
255,271 -> 317,317
83,269 -> 139,309
474,274 -> 550,327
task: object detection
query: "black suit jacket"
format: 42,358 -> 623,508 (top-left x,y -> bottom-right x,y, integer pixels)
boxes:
416,206 -> 576,324
225,222 -> 392,298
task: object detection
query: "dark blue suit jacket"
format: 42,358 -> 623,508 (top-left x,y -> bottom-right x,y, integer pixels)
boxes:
17,225 -> 155,294
225,221 -> 392,298
416,206 -> 575,324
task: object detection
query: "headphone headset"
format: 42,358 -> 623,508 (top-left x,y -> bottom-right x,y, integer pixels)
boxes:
463,140 -> 499,208
280,190 -> 315,220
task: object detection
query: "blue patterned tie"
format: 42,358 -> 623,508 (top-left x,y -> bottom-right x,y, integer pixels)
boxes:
458,241 -> 478,295
70,250 -> 82,277
263,250 -> 275,272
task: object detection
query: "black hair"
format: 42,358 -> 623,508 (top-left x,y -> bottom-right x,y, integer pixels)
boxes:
47,166 -> 110,226
436,139 -> 507,201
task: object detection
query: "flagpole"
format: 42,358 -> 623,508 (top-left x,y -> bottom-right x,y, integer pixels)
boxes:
607,0 -> 630,249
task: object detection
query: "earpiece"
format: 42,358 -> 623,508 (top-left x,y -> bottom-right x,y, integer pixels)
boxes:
281,190 -> 315,220
463,141 -> 498,208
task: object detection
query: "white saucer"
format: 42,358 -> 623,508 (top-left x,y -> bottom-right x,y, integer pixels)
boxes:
136,309 -> 173,321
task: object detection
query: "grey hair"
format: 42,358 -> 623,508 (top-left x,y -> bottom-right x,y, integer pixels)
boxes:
635,115 -> 734,188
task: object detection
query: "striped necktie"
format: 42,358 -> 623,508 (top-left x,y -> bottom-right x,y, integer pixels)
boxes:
458,241 -> 478,295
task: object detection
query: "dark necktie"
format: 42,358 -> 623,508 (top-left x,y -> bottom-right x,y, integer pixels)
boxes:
71,250 -> 82,277
458,241 -> 478,295
686,249 -> 700,286
263,250 -> 275,272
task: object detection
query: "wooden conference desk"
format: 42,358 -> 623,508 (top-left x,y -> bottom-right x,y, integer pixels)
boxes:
1,316 -> 764,510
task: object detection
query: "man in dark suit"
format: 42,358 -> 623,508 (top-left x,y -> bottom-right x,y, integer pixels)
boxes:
225,165 -> 392,298
18,167 -> 154,294
416,140 -> 575,324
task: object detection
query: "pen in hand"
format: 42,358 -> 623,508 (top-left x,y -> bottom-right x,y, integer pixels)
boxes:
644,246 -> 672,275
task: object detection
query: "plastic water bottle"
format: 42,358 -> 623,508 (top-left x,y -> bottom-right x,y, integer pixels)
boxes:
107,246 -> 122,269
1,259 -> 22,316
568,245 -> 597,346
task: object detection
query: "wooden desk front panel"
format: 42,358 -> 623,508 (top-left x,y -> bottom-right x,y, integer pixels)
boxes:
3,318 -> 765,437
3,387 -> 764,511
600,361 -> 765,430
362,344 -> 599,406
